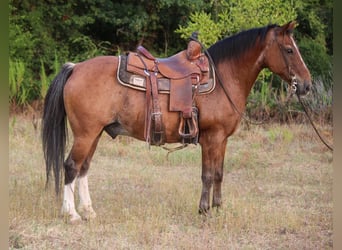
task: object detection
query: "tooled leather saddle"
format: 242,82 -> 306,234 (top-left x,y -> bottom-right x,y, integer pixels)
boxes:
117,36 -> 215,146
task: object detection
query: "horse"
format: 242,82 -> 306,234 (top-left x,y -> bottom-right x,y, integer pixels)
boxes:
42,21 -> 311,223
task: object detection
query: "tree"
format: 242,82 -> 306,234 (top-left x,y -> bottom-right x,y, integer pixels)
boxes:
9,0 -> 332,106
176,0 -> 332,80
294,0 -> 333,79
176,0 -> 297,46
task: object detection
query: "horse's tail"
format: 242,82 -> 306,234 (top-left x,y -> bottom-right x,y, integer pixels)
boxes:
42,62 -> 75,196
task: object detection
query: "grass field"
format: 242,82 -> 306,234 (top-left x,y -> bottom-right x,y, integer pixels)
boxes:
9,114 -> 333,249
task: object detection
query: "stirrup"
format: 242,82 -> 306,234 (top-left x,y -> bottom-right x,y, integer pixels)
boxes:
178,108 -> 199,139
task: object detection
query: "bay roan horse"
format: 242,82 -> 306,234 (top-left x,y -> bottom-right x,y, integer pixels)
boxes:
42,21 -> 311,223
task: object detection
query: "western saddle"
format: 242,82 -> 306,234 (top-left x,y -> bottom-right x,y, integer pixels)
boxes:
122,34 -> 210,146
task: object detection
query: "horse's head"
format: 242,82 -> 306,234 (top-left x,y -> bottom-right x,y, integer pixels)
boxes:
264,21 -> 312,96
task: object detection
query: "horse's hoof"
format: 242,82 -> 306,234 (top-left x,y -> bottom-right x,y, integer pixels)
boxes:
62,213 -> 82,224
79,206 -> 97,221
198,207 -> 210,216
69,216 -> 82,224
81,210 -> 97,221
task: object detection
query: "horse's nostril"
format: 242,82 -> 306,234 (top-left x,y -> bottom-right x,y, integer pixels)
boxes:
298,82 -> 311,95
305,84 -> 311,93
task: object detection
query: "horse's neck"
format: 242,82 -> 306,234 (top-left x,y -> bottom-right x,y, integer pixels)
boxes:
226,47 -> 265,99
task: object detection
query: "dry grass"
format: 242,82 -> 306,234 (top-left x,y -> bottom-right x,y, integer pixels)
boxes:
9,114 -> 333,249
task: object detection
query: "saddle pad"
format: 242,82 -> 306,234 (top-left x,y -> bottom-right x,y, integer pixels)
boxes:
117,55 -> 216,95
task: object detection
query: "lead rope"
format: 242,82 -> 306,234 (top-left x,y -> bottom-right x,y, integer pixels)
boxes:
295,88 -> 333,151
288,80 -> 333,151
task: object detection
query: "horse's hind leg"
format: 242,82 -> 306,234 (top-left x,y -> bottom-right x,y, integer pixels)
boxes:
61,134 -> 100,223
62,155 -> 81,223
77,135 -> 101,220
77,174 -> 96,220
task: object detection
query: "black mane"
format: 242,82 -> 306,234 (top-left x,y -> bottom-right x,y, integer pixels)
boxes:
207,24 -> 278,64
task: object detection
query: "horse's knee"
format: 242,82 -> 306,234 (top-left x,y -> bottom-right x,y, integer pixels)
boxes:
214,169 -> 223,183
64,156 -> 78,185
201,172 -> 214,186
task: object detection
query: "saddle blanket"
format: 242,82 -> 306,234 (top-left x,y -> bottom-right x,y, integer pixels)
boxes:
117,55 -> 215,95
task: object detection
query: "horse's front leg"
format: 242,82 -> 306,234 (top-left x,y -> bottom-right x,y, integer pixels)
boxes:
199,134 -> 227,214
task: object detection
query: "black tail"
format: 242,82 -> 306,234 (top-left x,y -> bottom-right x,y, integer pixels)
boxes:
42,62 -> 75,195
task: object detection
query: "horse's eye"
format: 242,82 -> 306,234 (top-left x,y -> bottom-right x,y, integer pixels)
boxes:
286,48 -> 293,54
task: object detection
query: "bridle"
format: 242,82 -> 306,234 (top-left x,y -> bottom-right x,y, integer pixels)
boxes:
276,33 -> 299,95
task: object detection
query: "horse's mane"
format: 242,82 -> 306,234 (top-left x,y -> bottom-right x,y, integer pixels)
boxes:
207,24 -> 279,64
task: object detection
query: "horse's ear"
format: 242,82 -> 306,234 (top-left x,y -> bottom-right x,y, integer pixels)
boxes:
286,21 -> 297,32
279,21 -> 297,35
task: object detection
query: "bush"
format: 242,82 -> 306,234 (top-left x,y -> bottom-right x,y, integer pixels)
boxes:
298,37 -> 332,80
9,59 -> 31,106
246,73 -> 332,124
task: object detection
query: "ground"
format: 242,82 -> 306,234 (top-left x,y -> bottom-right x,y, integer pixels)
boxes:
9,114 -> 333,249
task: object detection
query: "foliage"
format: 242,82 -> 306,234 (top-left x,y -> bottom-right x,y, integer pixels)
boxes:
218,0 -> 297,35
39,60 -> 48,100
9,59 -> 30,106
9,59 -> 23,104
298,37 -> 332,79
175,12 -> 224,47
176,0 -> 297,43
246,76 -> 333,124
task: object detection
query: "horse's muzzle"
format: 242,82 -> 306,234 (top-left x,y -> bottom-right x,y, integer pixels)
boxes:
296,80 -> 311,96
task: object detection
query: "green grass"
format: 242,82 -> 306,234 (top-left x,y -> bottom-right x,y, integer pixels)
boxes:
9,114 -> 333,249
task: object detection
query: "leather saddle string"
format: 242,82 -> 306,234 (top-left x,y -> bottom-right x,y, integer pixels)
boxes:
136,53 -> 153,142
150,71 -> 163,134
136,53 -> 163,142
144,72 -> 152,143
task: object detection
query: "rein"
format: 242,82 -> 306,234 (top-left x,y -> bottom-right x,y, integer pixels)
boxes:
292,83 -> 333,151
